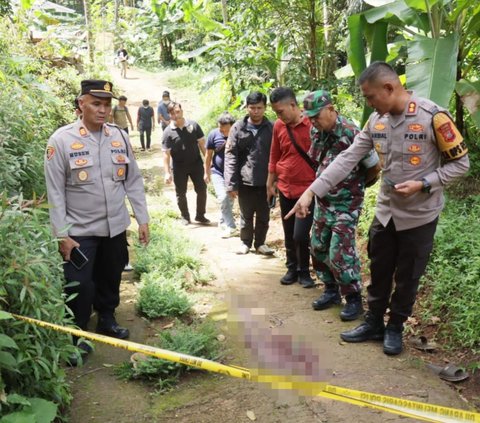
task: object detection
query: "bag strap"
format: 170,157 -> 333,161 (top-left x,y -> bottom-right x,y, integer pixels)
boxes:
286,126 -> 318,171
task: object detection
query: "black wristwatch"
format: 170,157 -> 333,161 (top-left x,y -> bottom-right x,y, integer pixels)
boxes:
421,177 -> 431,194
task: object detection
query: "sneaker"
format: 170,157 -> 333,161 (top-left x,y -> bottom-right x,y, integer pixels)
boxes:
237,243 -> 250,254
256,245 -> 274,255
180,217 -> 191,226
195,215 -> 211,224
221,227 -> 237,238
124,263 -> 133,271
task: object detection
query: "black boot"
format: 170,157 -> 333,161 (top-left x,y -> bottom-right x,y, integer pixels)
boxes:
298,270 -> 315,288
280,269 -> 298,285
97,315 -> 130,339
340,311 -> 385,342
312,285 -> 341,310
340,293 -> 364,321
383,323 -> 403,355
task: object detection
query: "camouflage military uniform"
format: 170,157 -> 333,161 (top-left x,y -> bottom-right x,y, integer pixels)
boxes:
309,115 -> 365,295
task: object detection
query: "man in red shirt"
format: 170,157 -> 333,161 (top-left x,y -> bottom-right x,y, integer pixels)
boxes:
268,87 -> 316,287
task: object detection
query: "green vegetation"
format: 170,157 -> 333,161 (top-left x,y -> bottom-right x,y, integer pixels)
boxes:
116,320 -> 222,390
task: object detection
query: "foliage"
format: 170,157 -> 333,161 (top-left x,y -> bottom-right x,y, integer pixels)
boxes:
116,319 -> 222,390
0,199 -> 75,419
357,181 -> 379,239
420,194 -> 480,350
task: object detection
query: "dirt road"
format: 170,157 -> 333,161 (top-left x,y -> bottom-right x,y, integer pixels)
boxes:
67,65 -> 472,422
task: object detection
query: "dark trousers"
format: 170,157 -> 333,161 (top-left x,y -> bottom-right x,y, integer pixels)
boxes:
367,217 -> 438,325
63,232 -> 128,330
279,191 -> 313,272
122,127 -> 129,134
172,162 -> 207,221
238,185 -> 270,249
139,128 -> 152,149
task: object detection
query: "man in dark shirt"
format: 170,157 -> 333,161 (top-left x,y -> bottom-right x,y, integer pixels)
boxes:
162,102 -> 209,225
224,92 -> 273,255
137,99 -> 155,151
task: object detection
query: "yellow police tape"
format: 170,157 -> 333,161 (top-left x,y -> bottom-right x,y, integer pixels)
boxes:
11,313 -> 480,423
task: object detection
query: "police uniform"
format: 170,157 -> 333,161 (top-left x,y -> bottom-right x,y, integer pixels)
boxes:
44,80 -> 149,336
309,93 -> 469,325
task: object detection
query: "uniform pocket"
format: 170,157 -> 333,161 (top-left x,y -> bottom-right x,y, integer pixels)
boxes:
69,157 -> 94,185
111,153 -> 130,181
402,141 -> 426,171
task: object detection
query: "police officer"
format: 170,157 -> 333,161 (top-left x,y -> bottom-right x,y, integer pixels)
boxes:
287,62 -> 469,355
303,90 -> 378,321
44,80 -> 149,359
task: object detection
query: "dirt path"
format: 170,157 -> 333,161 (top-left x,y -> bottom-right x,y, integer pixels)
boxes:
67,65 -> 472,422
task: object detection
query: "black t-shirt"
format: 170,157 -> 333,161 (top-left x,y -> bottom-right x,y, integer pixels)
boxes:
162,120 -> 204,167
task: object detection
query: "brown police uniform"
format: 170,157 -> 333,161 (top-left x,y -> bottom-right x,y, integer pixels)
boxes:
308,93 -> 469,324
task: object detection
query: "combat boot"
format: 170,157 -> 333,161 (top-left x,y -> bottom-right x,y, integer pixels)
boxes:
340,293 -> 364,321
340,311 -> 385,342
312,284 -> 341,310
383,323 -> 403,355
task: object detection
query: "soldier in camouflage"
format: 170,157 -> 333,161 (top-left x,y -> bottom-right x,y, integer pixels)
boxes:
303,90 -> 378,321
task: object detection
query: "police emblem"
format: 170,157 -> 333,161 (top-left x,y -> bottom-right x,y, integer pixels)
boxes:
71,142 -> 85,150
104,126 -> 111,136
111,141 -> 122,148
375,143 -> 381,152
117,168 -> 125,177
75,159 -> 88,166
407,102 -> 417,114
374,122 -> 386,131
438,122 -> 456,143
79,127 -> 88,137
78,170 -> 88,181
408,124 -> 424,132
104,82 -> 111,92
116,154 -> 126,163
409,156 -> 421,166
408,144 -> 421,153
46,145 -> 55,160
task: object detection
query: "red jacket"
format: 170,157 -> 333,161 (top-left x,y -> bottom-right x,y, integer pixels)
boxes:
268,116 -> 315,199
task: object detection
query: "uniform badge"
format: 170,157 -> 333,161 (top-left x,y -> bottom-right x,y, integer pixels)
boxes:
104,82 -> 111,92
374,122 -> 386,131
116,154 -> 126,163
71,142 -> 85,150
117,168 -> 125,177
111,141 -> 122,148
104,126 -> 111,136
408,124 -> 423,132
407,102 -> 417,115
375,143 -> 381,152
409,156 -> 421,166
78,170 -> 88,181
46,145 -> 55,160
408,144 -> 421,153
438,122 -> 455,143
75,159 -> 88,167
79,127 -> 88,137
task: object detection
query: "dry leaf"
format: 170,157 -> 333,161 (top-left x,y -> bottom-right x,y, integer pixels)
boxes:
246,410 -> 256,421
217,334 -> 226,342
430,316 -> 441,324
162,322 -> 174,329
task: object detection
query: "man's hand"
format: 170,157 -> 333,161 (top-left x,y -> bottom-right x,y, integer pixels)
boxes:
164,172 -> 172,184
284,190 -> 314,219
138,223 -> 149,246
228,191 -> 238,199
58,237 -> 80,261
204,171 -> 211,184
393,180 -> 423,197
267,183 -> 277,202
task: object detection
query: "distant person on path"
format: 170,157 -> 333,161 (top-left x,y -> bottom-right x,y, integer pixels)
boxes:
44,79 -> 149,363
157,90 -> 172,130
204,112 -> 237,238
287,62 -> 469,355
224,92 -> 274,255
117,47 -> 128,78
137,99 -> 155,151
162,102 -> 210,225
302,90 -> 378,321
110,95 -> 134,134
268,87 -> 316,288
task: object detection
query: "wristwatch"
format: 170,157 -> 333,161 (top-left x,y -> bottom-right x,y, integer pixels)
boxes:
421,177 -> 431,194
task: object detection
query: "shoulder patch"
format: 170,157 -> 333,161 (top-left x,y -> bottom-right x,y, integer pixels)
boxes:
406,101 -> 417,115
46,145 -> 55,160
433,112 -> 468,160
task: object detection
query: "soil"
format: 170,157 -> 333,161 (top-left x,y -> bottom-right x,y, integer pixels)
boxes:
66,64 -> 478,423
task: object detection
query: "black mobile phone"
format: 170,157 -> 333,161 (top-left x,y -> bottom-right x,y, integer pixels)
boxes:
70,247 -> 89,270
384,176 -> 397,188
269,195 -> 276,209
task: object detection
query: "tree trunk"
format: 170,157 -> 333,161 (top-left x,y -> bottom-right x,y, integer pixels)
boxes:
114,0 -> 119,25
455,49 -> 464,134
221,0 -> 228,24
83,0 -> 94,64
307,0 -> 318,83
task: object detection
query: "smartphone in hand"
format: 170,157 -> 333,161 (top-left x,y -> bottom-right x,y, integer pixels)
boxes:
268,195 -> 276,209
384,176 -> 397,188
70,247 -> 89,270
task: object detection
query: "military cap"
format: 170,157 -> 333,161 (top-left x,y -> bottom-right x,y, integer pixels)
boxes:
303,90 -> 332,117
81,79 -> 117,99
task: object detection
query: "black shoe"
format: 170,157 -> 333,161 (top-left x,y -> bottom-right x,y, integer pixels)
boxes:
383,324 -> 403,355
280,269 -> 298,285
97,322 -> 130,339
66,341 -> 93,367
195,215 -> 211,224
312,289 -> 341,310
340,293 -> 364,321
299,271 -> 315,288
340,312 -> 385,342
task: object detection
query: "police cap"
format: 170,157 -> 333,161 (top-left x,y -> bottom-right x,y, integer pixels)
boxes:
81,79 -> 117,99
